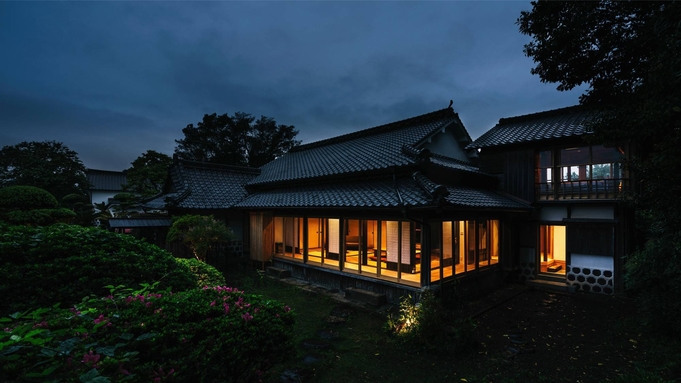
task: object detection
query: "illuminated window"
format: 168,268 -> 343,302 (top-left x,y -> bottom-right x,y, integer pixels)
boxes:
273,217 -> 303,260
536,145 -> 625,200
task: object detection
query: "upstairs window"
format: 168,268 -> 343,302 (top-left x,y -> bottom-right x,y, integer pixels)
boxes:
536,145 -> 625,200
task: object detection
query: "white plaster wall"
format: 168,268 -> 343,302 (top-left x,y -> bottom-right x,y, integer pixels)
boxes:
571,253 -> 614,270
90,191 -> 118,205
422,129 -> 469,162
539,207 -> 568,221
570,206 -> 614,220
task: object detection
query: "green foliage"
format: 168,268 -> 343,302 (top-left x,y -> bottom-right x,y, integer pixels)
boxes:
174,112 -> 301,167
111,192 -> 139,218
625,231 -> 681,334
0,284 -> 295,382
0,223 -> 196,315
61,193 -> 96,226
0,186 -> 76,226
385,290 -> 475,354
176,258 -> 227,288
124,150 -> 173,198
0,140 -> 90,200
0,185 -> 58,210
167,214 -> 235,262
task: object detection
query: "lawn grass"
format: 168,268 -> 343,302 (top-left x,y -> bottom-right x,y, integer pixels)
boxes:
223,260 -> 484,383
222,258 -> 681,383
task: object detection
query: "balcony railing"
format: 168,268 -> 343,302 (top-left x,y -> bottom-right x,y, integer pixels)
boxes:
536,178 -> 629,200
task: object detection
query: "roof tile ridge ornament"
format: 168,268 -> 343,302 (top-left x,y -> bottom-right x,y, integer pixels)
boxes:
412,171 -> 450,205
401,144 -> 432,164
289,106 -> 456,153
497,104 -> 595,125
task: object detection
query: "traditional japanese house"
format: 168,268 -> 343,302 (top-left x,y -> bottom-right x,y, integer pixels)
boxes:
468,106 -> 634,294
236,106 -> 532,303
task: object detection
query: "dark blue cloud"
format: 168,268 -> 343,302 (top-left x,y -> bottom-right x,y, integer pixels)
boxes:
0,1 -> 583,170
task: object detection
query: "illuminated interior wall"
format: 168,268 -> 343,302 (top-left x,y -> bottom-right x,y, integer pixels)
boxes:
328,219 -> 340,254
401,221 -> 411,264
553,226 -> 566,262
442,221 -> 453,260
386,221 -> 398,263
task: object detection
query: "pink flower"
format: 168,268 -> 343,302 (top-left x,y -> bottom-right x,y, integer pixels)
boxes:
242,312 -> 253,322
93,314 -> 107,324
223,303 -> 230,314
81,350 -> 101,367
284,306 -> 291,312
118,363 -> 131,376
210,300 -> 216,307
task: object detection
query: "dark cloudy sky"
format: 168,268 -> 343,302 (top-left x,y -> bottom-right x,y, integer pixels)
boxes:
0,1 -> 583,171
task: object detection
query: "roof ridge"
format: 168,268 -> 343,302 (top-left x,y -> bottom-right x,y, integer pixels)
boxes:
290,107 -> 456,152
497,104 -> 593,125
86,168 -> 127,174
177,159 -> 261,174
430,152 -> 475,166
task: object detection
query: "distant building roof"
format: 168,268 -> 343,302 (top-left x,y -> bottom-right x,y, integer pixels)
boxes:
249,107 -> 478,187
467,105 -> 598,149
86,169 -> 127,191
145,160 -> 260,210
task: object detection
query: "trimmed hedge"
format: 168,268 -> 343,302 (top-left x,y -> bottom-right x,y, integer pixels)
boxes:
0,223 -> 197,315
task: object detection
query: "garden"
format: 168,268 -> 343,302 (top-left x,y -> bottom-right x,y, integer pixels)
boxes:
2,221 -> 680,382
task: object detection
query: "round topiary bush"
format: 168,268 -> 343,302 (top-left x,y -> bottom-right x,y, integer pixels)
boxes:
0,185 -> 58,210
0,186 -> 75,225
0,223 -> 198,315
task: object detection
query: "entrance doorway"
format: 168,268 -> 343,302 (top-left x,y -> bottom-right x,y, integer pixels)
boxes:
539,225 -> 566,275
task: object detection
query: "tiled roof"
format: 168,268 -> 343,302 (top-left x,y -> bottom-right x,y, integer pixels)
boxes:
429,153 -> 486,174
237,177 -> 429,209
236,174 -> 530,211
145,161 -> 259,210
468,105 -> 598,149
249,108 -> 471,186
443,187 -> 532,210
86,169 -> 127,191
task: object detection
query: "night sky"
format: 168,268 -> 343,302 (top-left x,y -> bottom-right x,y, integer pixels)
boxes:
0,1 -> 583,171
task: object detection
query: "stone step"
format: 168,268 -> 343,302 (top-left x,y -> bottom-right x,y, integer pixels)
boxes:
526,279 -> 577,294
538,273 -> 565,283
344,287 -> 386,307
266,267 -> 290,279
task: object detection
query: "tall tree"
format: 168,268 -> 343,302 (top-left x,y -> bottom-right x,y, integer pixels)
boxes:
124,150 -> 173,198
174,112 -> 300,168
0,141 -> 90,200
519,1 -> 681,331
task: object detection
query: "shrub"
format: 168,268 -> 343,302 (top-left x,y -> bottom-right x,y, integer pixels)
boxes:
385,290 -> 475,354
0,284 -> 295,382
167,214 -> 235,262
625,231 -> 681,335
0,185 -> 75,225
0,185 -> 58,210
176,258 -> 227,288
0,223 -> 197,315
